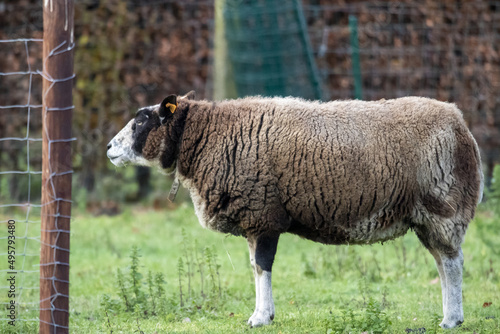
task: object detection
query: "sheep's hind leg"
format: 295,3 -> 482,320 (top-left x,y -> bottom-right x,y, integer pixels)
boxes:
247,234 -> 279,327
429,249 -> 448,317
415,222 -> 465,329
437,248 -> 464,329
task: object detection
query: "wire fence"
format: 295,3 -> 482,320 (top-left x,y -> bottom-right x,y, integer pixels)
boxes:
302,0 -> 500,179
0,1 -> 74,332
0,38 -> 44,332
223,0 -> 322,100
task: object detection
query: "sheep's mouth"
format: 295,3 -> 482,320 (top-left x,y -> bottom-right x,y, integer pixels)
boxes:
107,154 -> 122,160
107,153 -> 127,166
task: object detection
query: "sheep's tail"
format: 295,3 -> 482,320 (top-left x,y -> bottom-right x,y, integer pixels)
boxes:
467,127 -> 484,205
475,141 -> 484,204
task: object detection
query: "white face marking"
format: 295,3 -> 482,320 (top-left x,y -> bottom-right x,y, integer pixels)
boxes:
107,120 -> 141,167
106,115 -> 174,174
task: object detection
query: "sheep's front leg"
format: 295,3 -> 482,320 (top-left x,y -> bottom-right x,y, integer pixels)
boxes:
247,234 -> 279,327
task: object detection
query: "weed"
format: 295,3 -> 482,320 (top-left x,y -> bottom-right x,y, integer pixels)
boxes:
181,229 -> 193,300
116,268 -> 130,311
147,271 -> 156,315
486,164 -> 500,215
129,246 -> 145,306
100,246 -> 169,332
209,245 -> 223,298
154,272 -> 167,314
97,230 -> 228,334
177,238 -> 225,311
135,317 -> 144,334
100,294 -> 115,334
194,239 -> 206,299
178,256 -> 185,307
327,280 -> 392,334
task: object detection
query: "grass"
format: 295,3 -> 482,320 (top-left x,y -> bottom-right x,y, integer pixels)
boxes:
1,203 -> 499,333
68,204 -> 499,333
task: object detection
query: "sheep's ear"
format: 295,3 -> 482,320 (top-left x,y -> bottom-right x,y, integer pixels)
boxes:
180,90 -> 196,100
159,95 -> 177,123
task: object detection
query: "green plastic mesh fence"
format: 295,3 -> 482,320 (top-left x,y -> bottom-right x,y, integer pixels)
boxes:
224,0 -> 322,100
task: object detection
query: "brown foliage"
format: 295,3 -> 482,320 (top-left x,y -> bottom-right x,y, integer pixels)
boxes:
303,0 -> 500,176
0,0 -> 498,197
0,0 -> 213,193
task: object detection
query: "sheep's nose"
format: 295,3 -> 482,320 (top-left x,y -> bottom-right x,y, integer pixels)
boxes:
107,143 -> 112,150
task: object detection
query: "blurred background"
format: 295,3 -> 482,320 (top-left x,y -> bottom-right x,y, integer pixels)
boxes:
1,0 -> 499,215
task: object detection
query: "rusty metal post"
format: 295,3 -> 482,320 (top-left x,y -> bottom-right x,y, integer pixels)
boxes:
40,0 -> 74,333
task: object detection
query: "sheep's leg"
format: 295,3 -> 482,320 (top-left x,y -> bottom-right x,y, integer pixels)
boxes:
248,242 -> 261,321
415,220 -> 466,329
430,249 -> 448,316
247,234 -> 279,327
438,248 -> 464,329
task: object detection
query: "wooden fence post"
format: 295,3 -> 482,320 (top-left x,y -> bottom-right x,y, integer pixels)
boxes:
40,0 -> 74,333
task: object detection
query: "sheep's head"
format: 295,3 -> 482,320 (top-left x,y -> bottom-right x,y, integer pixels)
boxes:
107,93 -> 192,173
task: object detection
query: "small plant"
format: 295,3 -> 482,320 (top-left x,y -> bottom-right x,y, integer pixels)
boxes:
204,246 -> 222,298
425,312 -> 442,334
194,239 -> 206,299
116,268 -> 130,311
129,246 -> 145,306
100,233 -> 226,331
100,294 -> 117,334
486,164 -> 500,216
178,256 -> 185,307
327,280 -> 392,334
101,247 -> 168,322
176,233 -> 225,312
180,229 -> 192,298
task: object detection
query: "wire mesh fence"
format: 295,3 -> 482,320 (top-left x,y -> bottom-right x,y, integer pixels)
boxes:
0,1 -> 74,332
224,0 -> 322,100
0,38 -> 44,333
302,0 -> 500,178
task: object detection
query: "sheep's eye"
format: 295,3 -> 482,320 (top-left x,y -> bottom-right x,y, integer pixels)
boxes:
136,121 -> 143,126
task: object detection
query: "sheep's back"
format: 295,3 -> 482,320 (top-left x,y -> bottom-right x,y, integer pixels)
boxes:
265,97 -> 468,243
179,97 -> 478,243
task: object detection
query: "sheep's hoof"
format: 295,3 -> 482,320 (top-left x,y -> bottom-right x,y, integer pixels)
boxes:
439,318 -> 463,329
248,311 -> 274,327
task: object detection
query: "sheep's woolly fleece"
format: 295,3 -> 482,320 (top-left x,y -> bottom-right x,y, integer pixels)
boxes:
107,95 -> 483,329
132,96 -> 482,253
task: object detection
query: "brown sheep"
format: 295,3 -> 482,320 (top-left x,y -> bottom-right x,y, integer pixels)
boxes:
107,94 -> 483,328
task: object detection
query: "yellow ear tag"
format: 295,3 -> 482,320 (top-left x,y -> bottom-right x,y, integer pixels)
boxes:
165,103 -> 177,113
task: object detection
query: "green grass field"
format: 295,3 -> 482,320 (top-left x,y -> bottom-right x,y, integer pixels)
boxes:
69,203 -> 499,334
2,203 -> 499,333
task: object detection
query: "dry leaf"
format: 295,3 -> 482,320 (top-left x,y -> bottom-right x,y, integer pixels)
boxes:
430,277 -> 439,285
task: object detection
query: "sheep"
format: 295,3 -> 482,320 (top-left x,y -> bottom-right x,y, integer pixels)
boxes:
107,94 -> 483,329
